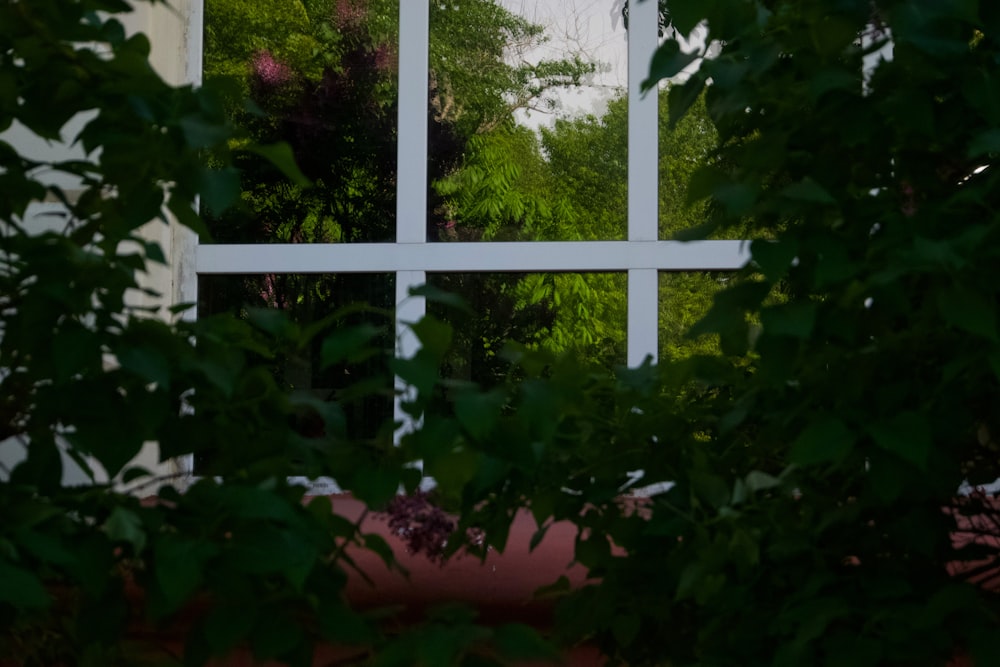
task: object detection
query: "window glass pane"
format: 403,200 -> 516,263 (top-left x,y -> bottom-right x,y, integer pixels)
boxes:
657,90 -> 730,241
198,273 -> 395,440
428,272 -> 627,386
659,271 -> 786,365
658,271 -> 731,363
202,0 -> 399,244
427,1 -> 627,242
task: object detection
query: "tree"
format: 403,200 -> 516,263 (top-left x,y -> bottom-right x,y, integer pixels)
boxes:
202,0 -> 607,393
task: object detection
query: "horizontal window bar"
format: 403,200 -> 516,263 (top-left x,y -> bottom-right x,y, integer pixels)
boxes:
197,240 -> 749,274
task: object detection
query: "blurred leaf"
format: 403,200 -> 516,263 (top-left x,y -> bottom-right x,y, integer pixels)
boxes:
647,41 -> 699,86
454,389 -> 506,442
104,506 -> 147,554
761,301 -> 818,339
937,288 -> 998,340
791,417 -> 855,466
868,412 -> 933,470
320,324 -> 381,368
0,559 -> 50,609
409,283 -> 474,314
245,141 -> 312,187
352,468 -> 401,508
493,623 -> 559,661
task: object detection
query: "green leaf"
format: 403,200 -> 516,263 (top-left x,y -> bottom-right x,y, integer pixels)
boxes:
408,315 -> 454,362
646,41 -> 699,87
533,575 -> 571,600
318,602 -> 373,645
574,534 -> 611,569
352,468 -> 400,508
168,194 -> 212,239
120,465 -> 154,485
761,301 -> 819,339
692,470 -> 730,508
117,345 -> 171,387
936,288 -> 998,340
493,623 -> 559,661
144,240 -> 166,264
809,67 -> 860,99
528,523 -> 550,553
790,417 -> 855,466
227,526 -> 317,590
179,113 -> 231,149
0,559 -> 51,609
751,239 -> 798,282
966,128 -> 1000,158
611,612 -> 641,647
675,562 -> 724,603
203,603 -> 257,654
104,506 -> 147,554
868,412 -> 933,470
250,609 -> 304,661
454,389 -> 506,442
362,532 -> 398,570
199,166 -> 241,215
424,445 -> 480,496
153,537 -> 216,615
320,324 -> 381,368
246,307 -> 301,340
391,352 -> 441,398
745,470 -> 782,493
780,177 -> 836,204
666,73 -> 708,127
408,283 -> 474,314
667,0 -> 711,37
245,142 -> 312,188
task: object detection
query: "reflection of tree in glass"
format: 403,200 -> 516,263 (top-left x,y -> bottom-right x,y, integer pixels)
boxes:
202,0 -> 727,390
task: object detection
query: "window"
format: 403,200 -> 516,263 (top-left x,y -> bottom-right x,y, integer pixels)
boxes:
185,1 -> 748,486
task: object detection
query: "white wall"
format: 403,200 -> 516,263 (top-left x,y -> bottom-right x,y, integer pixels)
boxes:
0,1 -> 196,488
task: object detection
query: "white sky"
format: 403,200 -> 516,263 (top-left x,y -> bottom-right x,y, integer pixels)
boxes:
499,0 -> 630,129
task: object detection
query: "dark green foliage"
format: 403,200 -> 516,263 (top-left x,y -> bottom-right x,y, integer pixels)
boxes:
0,2 -> 551,665
401,1 -> 1000,666
6,0 -> 1000,666
422,0 -> 1000,664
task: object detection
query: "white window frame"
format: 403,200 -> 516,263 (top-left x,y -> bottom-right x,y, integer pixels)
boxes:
179,1 -> 749,483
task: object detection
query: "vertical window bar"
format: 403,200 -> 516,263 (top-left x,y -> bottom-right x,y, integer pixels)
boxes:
628,269 -> 658,367
174,0 -> 205,484
180,0 -> 203,322
627,0 -> 659,243
394,3 -> 428,440
396,0 -> 430,245
627,0 -> 659,365
395,269 -> 426,439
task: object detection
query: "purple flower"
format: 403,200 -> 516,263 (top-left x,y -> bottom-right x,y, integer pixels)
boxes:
335,0 -> 367,29
251,50 -> 292,89
382,492 -> 456,564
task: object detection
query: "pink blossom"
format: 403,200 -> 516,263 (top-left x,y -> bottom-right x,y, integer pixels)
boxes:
335,0 -> 367,29
251,50 -> 292,88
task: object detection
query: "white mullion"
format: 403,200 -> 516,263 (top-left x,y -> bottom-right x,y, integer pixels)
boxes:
628,269 -> 658,367
185,0 -> 204,87
396,0 -> 429,245
178,0 -> 204,320
394,270 -> 426,444
627,0 -> 661,367
196,240 -> 748,274
172,0 -> 205,486
627,0 -> 659,244
393,1 -> 429,445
